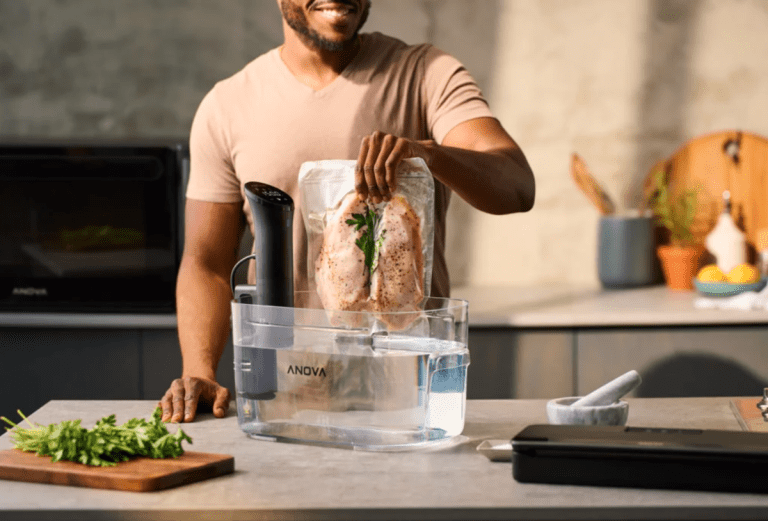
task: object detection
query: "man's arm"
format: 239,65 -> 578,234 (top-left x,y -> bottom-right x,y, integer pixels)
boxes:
355,117 -> 535,215
159,199 -> 244,422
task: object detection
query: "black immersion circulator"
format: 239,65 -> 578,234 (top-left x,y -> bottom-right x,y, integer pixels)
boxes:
231,181 -> 294,400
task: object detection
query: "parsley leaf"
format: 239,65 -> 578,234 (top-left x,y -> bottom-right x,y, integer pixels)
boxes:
1,407 -> 192,467
346,207 -> 386,277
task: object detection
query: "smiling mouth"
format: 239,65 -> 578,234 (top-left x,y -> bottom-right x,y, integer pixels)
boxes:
311,1 -> 357,21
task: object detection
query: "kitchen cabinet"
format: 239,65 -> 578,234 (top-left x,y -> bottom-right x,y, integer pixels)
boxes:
0,321 -> 235,422
0,328 -> 142,421
467,328 -> 574,399
467,324 -> 768,399
576,326 -> 768,397
458,285 -> 768,400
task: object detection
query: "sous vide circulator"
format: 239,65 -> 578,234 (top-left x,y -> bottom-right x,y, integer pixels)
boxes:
230,181 -> 294,400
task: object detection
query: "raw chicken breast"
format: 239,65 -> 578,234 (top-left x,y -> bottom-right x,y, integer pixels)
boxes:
315,193 -> 371,316
370,194 -> 424,329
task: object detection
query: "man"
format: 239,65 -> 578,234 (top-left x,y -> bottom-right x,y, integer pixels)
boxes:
160,0 -> 535,423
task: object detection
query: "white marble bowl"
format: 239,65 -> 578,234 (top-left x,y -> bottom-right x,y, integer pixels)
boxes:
546,396 -> 629,426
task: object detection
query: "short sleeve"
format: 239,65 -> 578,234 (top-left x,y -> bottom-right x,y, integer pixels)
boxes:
185,85 -> 243,203
422,47 -> 494,144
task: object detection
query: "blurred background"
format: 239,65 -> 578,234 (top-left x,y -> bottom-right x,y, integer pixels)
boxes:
2,0 -> 768,288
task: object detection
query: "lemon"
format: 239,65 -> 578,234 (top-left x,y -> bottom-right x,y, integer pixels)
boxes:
697,264 -> 727,282
726,263 -> 760,284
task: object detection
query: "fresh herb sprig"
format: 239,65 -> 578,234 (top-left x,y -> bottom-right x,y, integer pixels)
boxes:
346,207 -> 386,276
0,407 -> 192,467
647,169 -> 699,246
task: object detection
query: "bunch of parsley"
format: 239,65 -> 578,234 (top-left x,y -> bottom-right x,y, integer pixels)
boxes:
1,407 -> 192,467
346,207 -> 386,277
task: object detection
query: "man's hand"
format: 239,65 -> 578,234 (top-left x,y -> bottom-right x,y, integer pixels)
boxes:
355,131 -> 434,204
159,376 -> 231,423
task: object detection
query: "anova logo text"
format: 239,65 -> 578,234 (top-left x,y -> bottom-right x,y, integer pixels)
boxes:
287,365 -> 327,377
12,287 -> 48,297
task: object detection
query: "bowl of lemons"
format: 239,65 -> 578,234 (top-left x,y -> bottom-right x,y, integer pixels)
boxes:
694,263 -> 766,297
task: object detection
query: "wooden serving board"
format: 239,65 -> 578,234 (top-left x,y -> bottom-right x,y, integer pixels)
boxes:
730,398 -> 768,433
0,449 -> 234,492
643,131 -> 768,258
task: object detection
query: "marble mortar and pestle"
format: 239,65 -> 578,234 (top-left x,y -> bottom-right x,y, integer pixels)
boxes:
546,370 -> 642,426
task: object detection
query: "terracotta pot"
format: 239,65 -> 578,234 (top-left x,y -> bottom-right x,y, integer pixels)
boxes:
657,245 -> 704,291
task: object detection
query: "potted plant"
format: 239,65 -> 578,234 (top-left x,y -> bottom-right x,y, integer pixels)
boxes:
647,169 -> 702,290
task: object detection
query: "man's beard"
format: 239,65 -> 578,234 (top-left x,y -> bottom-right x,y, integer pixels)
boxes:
280,0 -> 370,51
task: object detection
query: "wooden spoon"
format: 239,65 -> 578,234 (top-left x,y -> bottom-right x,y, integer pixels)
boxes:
571,153 -> 616,215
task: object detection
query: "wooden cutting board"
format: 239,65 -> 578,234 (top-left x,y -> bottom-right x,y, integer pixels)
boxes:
643,130 -> 768,258
731,398 -> 768,433
0,449 -> 234,492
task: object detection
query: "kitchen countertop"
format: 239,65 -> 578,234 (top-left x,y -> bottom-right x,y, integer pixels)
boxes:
3,284 -> 768,329
0,312 -> 178,328
2,398 -> 768,521
452,284 -> 768,327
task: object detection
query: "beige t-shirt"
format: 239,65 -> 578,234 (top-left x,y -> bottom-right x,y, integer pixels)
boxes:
187,32 -> 493,299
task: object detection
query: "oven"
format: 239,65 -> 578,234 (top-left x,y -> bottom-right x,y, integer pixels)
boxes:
0,140 -> 188,313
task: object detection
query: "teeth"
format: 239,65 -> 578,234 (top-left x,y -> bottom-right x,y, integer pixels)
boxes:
317,7 -> 351,20
314,3 -> 352,18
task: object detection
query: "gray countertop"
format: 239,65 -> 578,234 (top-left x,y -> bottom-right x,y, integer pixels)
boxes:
453,284 -> 768,327
3,284 -> 768,329
0,312 -> 177,328
2,398 -> 767,520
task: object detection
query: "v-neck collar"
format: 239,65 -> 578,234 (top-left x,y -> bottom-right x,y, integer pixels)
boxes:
273,34 -> 368,98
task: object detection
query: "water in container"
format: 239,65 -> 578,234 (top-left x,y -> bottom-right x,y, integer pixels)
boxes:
232,293 -> 470,451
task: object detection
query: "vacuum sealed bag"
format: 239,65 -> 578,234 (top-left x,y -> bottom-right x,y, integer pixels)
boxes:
299,158 -> 435,330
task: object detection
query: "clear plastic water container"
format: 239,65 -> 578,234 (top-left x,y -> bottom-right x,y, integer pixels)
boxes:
231,292 -> 469,451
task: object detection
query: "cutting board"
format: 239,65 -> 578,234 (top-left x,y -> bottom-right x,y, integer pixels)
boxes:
643,130 -> 768,258
731,398 -> 768,433
0,449 -> 234,492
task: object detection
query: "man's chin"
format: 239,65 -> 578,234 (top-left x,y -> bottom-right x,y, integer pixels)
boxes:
305,32 -> 357,52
